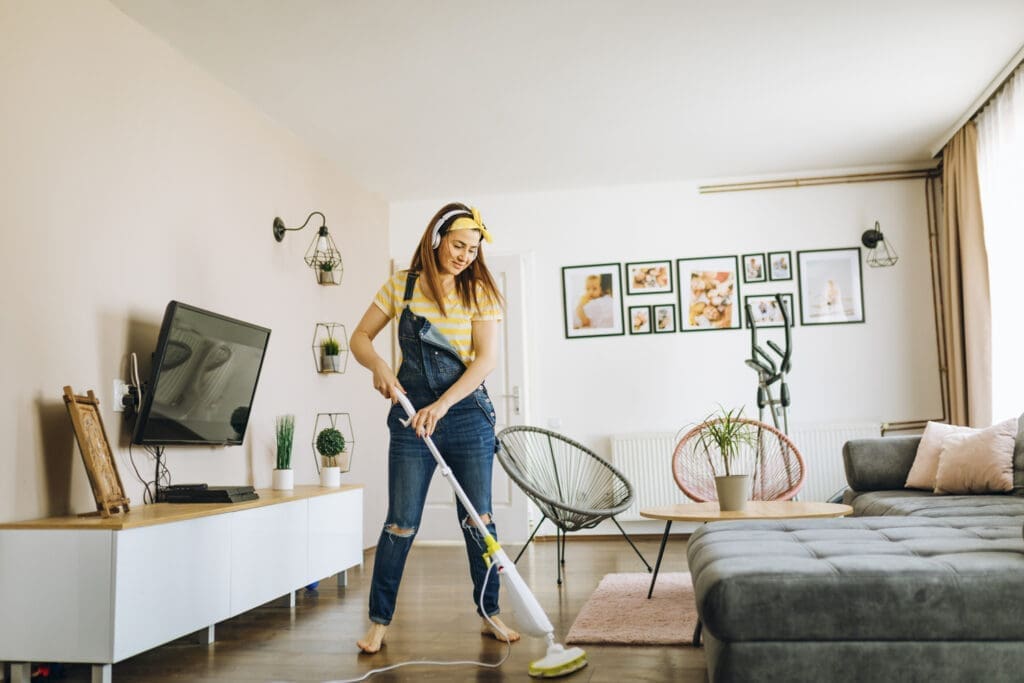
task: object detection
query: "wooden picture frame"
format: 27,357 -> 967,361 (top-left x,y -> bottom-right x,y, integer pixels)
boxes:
63,386 -> 131,517
741,253 -> 767,283
677,255 -> 742,331
625,260 -> 673,295
561,263 -> 625,338
768,250 -> 793,281
628,305 -> 652,334
653,303 -> 677,333
796,247 -> 865,325
744,293 -> 795,328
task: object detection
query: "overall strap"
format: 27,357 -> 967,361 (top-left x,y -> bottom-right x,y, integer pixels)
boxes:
402,271 -> 419,304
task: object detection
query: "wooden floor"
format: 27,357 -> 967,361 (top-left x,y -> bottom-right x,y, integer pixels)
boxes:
47,535 -> 705,682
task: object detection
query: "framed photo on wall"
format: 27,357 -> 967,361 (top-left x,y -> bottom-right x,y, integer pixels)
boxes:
629,305 -> 652,334
653,303 -> 676,333
796,247 -> 864,325
677,255 -> 742,331
561,263 -> 625,338
744,293 -> 795,328
768,251 -> 793,281
625,260 -> 673,295
741,253 -> 767,283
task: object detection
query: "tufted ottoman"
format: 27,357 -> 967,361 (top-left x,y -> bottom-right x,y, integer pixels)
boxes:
687,516 -> 1024,682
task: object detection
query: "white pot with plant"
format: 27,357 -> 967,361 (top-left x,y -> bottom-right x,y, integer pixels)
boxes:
320,336 -> 341,373
318,261 -> 335,285
315,426 -> 347,488
695,406 -> 756,511
273,414 -> 295,490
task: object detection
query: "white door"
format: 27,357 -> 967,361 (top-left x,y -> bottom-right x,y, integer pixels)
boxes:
417,252 -> 531,542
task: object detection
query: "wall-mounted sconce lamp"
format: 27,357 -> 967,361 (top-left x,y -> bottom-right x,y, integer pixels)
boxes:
861,221 -> 898,268
273,211 -> 344,285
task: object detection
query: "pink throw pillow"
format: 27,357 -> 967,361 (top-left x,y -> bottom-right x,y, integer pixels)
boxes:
933,418 -> 1016,494
905,421 -> 977,490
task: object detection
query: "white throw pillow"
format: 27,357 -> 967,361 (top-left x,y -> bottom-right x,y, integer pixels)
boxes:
905,421 -> 977,490
933,418 -> 1016,495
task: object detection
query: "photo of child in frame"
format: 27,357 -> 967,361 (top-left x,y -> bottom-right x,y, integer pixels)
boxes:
561,263 -> 625,338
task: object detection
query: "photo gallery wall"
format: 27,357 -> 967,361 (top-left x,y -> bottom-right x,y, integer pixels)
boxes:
561,248 -> 865,339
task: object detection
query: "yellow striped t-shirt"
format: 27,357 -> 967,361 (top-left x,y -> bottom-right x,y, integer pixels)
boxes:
373,270 -> 502,363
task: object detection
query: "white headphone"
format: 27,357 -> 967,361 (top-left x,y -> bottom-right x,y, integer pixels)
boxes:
430,208 -> 472,249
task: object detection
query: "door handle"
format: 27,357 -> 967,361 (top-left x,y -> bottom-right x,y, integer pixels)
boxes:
498,385 -> 520,415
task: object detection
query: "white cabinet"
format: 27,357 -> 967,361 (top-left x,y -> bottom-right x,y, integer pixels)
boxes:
0,485 -> 362,682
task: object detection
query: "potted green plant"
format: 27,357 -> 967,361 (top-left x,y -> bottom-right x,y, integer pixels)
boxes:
273,414 -> 295,490
315,427 -> 347,487
318,261 -> 335,285
694,406 -> 757,511
320,336 -> 341,373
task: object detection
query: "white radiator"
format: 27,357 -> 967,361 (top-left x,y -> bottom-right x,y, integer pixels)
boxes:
609,432 -> 685,521
609,421 -> 882,518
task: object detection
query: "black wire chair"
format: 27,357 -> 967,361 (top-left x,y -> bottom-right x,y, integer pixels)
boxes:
496,425 -> 651,584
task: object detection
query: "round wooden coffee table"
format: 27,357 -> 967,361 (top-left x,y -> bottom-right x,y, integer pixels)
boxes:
641,501 -> 852,598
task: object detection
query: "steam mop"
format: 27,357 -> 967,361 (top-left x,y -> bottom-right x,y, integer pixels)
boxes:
395,393 -> 589,679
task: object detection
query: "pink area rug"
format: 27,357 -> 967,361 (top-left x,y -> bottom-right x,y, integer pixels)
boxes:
565,572 -> 698,645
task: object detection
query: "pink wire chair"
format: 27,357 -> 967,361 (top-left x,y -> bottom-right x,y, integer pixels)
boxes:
671,417 -> 806,502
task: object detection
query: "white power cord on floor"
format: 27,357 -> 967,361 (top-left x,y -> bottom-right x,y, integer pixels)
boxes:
327,561 -> 513,683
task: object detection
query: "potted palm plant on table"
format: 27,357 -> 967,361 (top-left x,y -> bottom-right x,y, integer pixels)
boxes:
695,406 -> 757,511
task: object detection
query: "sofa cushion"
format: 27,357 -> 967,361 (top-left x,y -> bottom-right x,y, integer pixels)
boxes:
687,518 -> 1024,643
847,489 -> 1024,521
934,418 -> 1016,494
906,421 -> 977,490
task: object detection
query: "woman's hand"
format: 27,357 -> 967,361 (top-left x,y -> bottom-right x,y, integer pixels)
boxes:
371,359 -> 404,400
411,399 -> 451,437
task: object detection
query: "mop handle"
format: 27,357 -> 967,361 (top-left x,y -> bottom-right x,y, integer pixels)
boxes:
393,392 -> 496,541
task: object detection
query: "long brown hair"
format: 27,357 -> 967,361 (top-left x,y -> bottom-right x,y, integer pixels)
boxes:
409,202 -> 504,317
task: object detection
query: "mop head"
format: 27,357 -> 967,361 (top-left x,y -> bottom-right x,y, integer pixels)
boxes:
528,643 -> 588,678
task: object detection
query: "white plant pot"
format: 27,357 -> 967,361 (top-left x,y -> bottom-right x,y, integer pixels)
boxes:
272,468 -> 294,491
715,474 -> 750,512
320,466 -> 341,488
321,354 -> 340,372
318,270 -> 335,285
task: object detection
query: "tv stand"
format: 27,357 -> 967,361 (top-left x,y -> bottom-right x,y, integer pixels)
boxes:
0,485 -> 362,683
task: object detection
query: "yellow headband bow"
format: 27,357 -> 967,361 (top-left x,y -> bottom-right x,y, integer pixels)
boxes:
449,207 -> 493,243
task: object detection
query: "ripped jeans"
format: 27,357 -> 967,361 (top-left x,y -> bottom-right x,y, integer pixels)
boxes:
367,394 -> 500,625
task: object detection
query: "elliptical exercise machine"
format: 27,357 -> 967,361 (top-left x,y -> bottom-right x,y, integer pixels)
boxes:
744,293 -> 793,434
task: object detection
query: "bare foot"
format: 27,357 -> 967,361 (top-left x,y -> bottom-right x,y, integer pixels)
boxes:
357,623 -> 387,653
481,616 -> 520,643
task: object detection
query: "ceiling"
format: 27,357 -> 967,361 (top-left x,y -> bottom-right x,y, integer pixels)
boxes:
112,0 -> 1024,202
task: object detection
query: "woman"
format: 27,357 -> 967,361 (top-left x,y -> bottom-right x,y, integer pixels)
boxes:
350,202 -> 519,654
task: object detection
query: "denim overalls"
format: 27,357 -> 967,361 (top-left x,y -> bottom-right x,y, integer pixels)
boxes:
367,272 -> 501,625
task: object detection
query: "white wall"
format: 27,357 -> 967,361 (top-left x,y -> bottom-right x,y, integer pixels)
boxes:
391,177 -> 942,458
0,0 -> 391,548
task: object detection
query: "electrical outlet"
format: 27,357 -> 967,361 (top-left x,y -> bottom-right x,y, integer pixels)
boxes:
113,379 -> 129,412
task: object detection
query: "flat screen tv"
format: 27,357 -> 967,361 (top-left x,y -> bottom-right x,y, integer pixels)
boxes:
133,301 -> 271,446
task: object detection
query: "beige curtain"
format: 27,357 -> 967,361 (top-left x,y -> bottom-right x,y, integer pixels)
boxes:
938,122 -> 992,427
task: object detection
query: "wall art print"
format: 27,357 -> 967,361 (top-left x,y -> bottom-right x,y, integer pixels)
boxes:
768,250 -> 793,281
796,247 -> 865,325
677,255 -> 742,331
561,263 -> 625,338
741,252 -> 766,283
653,303 -> 677,333
625,260 -> 673,295
744,293 -> 795,328
629,305 -> 652,334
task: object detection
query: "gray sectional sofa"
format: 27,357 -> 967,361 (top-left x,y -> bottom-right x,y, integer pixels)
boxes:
687,415 -> 1024,682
